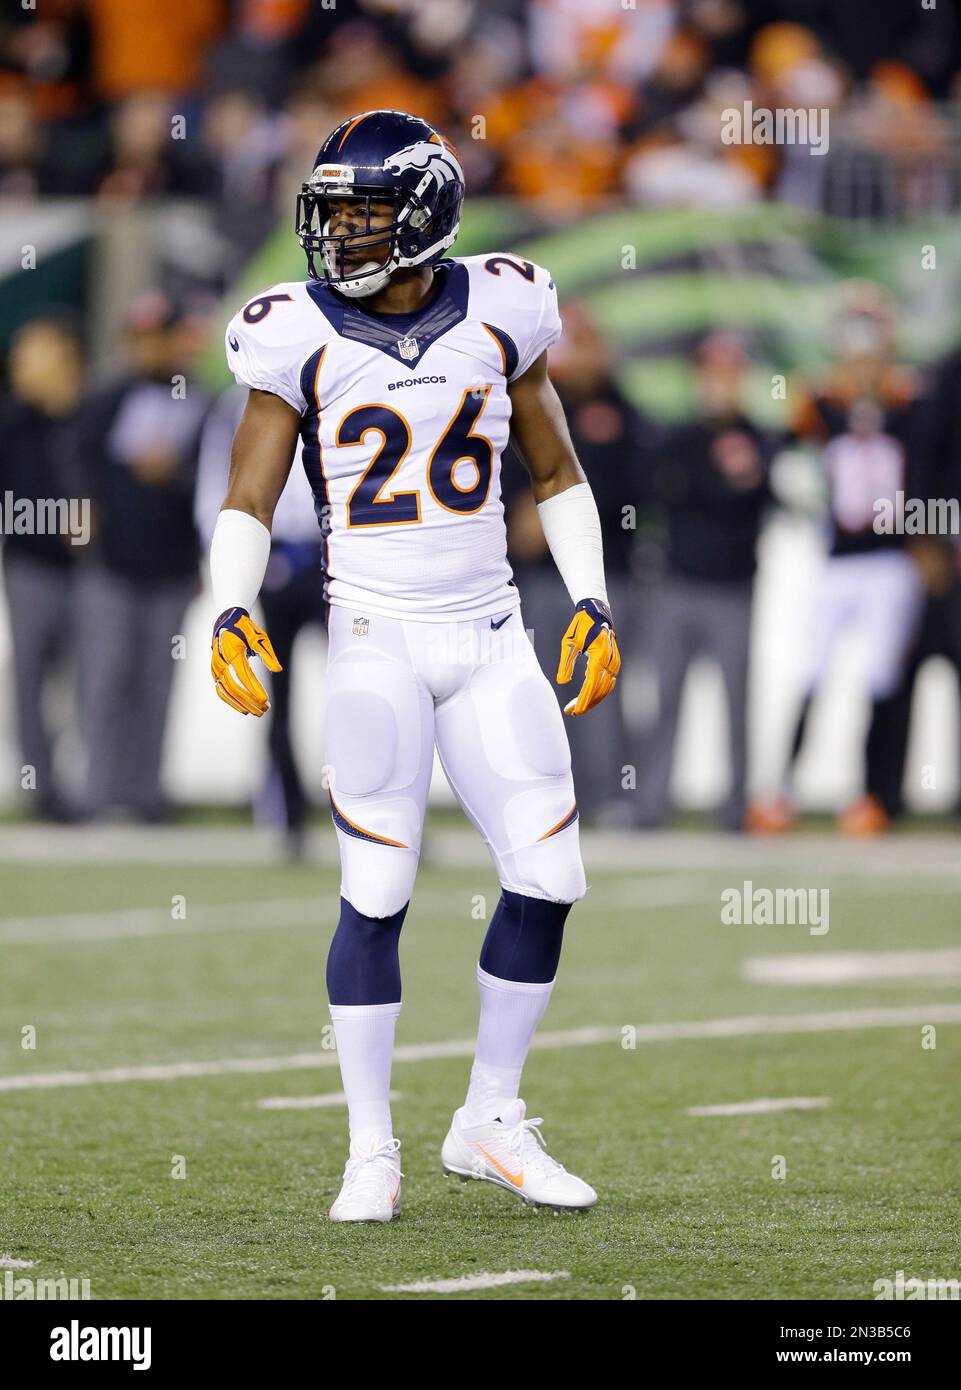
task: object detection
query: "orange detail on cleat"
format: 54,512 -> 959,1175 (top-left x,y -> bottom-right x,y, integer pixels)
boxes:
473,1143 -> 524,1187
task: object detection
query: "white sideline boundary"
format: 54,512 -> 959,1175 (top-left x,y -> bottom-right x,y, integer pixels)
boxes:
379,1270 -> 570,1294
5,823 -> 961,876
0,877 -> 699,945
0,880 -> 700,945
3,875 -> 960,946
1,1004 -> 959,1093
255,1090 -> 400,1111
0,898 -> 329,944
744,948 -> 961,986
687,1097 -> 831,1117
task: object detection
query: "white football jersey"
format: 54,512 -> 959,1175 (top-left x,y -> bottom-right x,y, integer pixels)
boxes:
225,254 -> 561,621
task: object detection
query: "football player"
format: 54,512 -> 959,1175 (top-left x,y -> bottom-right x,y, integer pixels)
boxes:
209,110 -> 620,1221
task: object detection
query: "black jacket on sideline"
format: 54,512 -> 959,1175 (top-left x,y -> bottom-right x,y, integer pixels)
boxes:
0,396 -> 83,569
647,415 -> 774,583
77,377 -> 207,583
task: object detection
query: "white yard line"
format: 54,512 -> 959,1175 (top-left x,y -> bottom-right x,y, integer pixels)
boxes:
744,948 -> 961,986
5,874 -> 959,947
379,1270 -> 571,1294
1,1004 -> 959,1094
255,1090 -> 400,1110
0,898 -> 328,945
7,822 -> 961,875
611,1004 -> 961,1040
0,888 -> 475,945
0,881 -> 691,946
687,1097 -> 831,1117
0,1052 -> 342,1091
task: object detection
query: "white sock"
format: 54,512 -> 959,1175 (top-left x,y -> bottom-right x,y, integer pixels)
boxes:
464,965 -> 555,1120
329,1002 -> 400,1153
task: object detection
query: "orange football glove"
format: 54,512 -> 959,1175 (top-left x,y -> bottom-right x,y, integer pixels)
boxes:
556,598 -> 621,716
211,606 -> 282,717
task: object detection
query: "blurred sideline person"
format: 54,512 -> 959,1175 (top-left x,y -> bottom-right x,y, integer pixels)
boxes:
501,303 -> 642,824
76,292 -> 207,821
634,332 -> 774,831
862,339 -> 961,819
749,283 -> 928,836
0,316 -> 86,820
195,386 -> 325,854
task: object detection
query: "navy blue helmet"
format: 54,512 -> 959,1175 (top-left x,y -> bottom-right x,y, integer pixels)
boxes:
296,109 -> 465,298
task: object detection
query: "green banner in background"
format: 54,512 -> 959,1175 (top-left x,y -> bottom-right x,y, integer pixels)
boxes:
199,204 -> 961,424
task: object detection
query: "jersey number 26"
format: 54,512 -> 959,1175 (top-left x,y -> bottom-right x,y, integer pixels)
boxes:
340,388 -> 494,527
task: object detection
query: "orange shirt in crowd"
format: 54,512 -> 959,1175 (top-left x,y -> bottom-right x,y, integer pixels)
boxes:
85,0 -> 228,99
235,0 -> 311,44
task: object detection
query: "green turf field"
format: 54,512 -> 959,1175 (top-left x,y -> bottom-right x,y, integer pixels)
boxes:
1,835 -> 959,1300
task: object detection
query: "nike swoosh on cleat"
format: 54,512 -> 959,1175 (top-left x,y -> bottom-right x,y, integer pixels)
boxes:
474,1143 -> 524,1186
490,614 -> 512,630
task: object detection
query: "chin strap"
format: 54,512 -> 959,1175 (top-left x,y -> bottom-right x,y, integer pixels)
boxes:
335,264 -> 393,298
320,230 -> 395,297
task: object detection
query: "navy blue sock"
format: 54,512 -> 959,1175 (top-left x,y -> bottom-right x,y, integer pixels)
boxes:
478,890 -> 571,984
326,896 -> 408,1005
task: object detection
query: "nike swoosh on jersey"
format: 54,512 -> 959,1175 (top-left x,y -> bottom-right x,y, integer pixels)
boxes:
490,614 -> 512,630
228,334 -> 240,351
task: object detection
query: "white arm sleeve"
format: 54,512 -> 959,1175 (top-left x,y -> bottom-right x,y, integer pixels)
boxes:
209,508 -> 272,615
535,482 -> 609,609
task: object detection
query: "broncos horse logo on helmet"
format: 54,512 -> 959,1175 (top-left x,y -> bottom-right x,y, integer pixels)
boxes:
296,110 -> 465,299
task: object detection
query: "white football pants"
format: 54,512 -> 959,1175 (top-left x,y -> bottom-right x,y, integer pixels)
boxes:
802,550 -> 925,701
323,604 -> 586,918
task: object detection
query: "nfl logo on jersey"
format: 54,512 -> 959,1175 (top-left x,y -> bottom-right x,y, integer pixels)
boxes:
397,336 -> 419,361
352,616 -> 370,637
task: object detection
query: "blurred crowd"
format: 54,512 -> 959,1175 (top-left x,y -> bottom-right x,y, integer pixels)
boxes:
508,286 -> 961,837
3,277 -> 961,841
3,0 -> 961,841
4,0 -> 961,279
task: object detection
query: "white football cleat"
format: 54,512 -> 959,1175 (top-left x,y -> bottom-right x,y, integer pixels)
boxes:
329,1137 -> 402,1223
441,1099 -> 597,1210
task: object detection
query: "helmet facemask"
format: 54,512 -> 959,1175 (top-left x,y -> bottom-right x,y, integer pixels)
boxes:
296,183 -> 437,299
